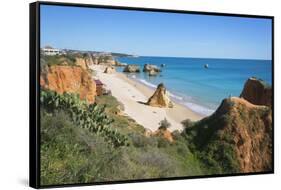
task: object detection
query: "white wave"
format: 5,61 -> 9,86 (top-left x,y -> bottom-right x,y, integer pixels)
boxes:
137,79 -> 157,89
168,91 -> 184,101
169,91 -> 215,116
183,102 -> 215,116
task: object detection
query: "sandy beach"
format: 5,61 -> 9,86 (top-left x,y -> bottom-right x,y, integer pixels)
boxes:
91,65 -> 203,131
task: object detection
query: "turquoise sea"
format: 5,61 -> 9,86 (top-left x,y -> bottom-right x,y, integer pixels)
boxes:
116,56 -> 272,116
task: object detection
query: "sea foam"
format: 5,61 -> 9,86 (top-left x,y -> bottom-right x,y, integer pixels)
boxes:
138,79 -> 157,89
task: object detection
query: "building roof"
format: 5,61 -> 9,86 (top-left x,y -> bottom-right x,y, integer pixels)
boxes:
94,79 -> 103,85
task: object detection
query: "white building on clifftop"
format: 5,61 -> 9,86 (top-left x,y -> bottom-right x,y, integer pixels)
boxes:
41,46 -> 64,56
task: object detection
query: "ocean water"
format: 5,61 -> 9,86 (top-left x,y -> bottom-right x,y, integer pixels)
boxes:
116,56 -> 272,116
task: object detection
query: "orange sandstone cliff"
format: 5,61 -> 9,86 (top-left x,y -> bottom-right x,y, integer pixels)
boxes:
240,77 -> 272,106
216,97 -> 272,172
40,65 -> 96,103
186,96 -> 272,173
185,77 -> 272,173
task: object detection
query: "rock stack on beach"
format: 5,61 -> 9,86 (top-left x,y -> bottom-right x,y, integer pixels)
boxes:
104,66 -> 115,74
147,83 -> 173,108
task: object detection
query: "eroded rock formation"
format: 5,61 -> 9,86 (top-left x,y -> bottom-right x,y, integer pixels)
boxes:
40,65 -> 96,103
186,96 -> 272,173
90,55 -> 117,66
153,128 -> 174,142
240,77 -> 272,106
123,64 -> 141,73
75,57 -> 89,70
148,70 -> 158,76
144,128 -> 174,142
147,83 -> 173,108
104,66 -> 115,74
143,64 -> 161,72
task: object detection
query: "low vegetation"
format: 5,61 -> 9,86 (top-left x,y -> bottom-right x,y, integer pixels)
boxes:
40,53 -> 78,72
158,118 -> 171,130
41,92 -> 205,186
181,114 -> 240,174
41,90 -> 129,147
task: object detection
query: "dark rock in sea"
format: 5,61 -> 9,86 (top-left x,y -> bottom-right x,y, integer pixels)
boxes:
148,70 -> 158,76
115,61 -> 127,67
143,64 -> 161,72
123,64 -> 140,73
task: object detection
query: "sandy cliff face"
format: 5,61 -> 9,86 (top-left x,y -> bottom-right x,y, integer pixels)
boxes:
147,83 -> 173,108
240,77 -> 272,106
91,55 -> 117,66
85,55 -> 94,66
40,65 -> 96,103
75,57 -> 89,70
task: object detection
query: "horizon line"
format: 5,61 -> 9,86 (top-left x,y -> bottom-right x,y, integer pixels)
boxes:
40,46 -> 272,61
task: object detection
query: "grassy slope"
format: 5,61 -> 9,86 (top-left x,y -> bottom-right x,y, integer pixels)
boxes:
182,114 -> 240,174
41,94 -> 204,186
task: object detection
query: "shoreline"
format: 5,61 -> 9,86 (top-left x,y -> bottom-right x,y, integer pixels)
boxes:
121,73 -> 215,117
91,65 -> 203,131
118,72 -> 204,122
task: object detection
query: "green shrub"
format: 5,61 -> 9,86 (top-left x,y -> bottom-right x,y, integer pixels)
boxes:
182,112 -> 240,174
158,118 -> 171,130
181,119 -> 194,128
129,133 -> 158,148
40,91 -> 208,185
40,109 -> 125,185
40,89 -> 129,147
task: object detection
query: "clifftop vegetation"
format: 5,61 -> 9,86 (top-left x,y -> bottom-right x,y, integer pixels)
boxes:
40,91 -> 205,185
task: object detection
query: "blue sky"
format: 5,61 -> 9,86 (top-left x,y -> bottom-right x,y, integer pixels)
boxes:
40,5 -> 272,60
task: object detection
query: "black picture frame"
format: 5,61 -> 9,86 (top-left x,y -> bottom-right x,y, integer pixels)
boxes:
30,1 -> 274,189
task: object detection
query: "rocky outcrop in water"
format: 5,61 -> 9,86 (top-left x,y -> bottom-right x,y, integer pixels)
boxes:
240,77 -> 272,106
40,65 -> 96,103
115,61 -> 127,67
123,64 -> 141,73
148,70 -> 158,76
147,83 -> 173,108
143,64 -> 161,73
